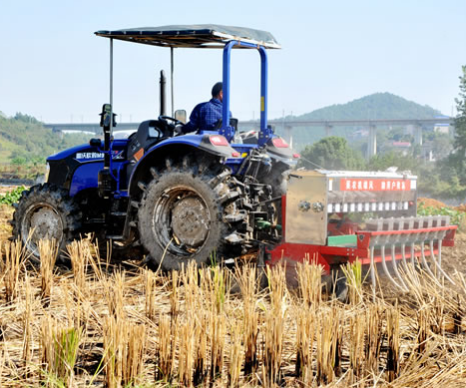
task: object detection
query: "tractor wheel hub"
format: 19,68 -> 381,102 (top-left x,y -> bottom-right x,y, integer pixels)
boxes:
171,196 -> 209,248
26,205 -> 64,243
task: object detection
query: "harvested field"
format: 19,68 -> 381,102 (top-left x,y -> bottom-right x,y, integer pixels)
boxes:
1,204 -> 466,387
0,205 -> 13,241
417,197 -> 448,209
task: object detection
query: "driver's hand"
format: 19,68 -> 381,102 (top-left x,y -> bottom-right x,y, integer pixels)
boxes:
174,125 -> 184,135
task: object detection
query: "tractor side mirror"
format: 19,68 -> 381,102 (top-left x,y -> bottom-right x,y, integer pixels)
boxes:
230,118 -> 238,132
174,109 -> 187,124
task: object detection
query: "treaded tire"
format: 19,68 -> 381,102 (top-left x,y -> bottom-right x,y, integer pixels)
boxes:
12,184 -> 81,263
137,163 -> 243,271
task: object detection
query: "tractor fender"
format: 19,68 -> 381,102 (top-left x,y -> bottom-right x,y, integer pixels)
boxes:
128,134 -> 239,198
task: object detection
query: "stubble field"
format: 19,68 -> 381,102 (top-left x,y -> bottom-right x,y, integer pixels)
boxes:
1,202 -> 466,387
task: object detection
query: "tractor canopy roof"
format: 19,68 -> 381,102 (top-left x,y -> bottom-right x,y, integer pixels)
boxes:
95,24 -> 281,49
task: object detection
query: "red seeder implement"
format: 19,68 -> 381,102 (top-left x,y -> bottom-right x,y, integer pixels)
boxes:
267,170 -> 457,293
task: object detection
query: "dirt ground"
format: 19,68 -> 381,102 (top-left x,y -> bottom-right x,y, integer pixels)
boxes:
0,186 -> 13,195
2,196 -> 466,386
417,196 -> 448,209
0,205 -> 13,242
2,197 -> 466,275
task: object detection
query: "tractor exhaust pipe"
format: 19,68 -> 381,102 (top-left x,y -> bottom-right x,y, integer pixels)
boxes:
98,103 -> 114,199
160,70 -> 166,117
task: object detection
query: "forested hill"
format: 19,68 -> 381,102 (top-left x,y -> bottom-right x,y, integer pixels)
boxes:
0,113 -> 89,164
291,92 -> 442,121
277,93 -> 444,150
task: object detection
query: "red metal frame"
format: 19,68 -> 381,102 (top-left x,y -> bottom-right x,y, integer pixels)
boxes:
269,196 -> 457,273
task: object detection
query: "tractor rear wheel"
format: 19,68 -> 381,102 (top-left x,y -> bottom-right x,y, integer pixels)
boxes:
12,184 -> 81,263
137,161 -> 244,271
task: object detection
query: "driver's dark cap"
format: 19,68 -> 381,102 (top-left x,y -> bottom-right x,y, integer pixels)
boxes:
211,82 -> 223,98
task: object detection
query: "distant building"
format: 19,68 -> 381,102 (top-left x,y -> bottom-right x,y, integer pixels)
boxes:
351,129 -> 369,137
434,115 -> 450,134
391,141 -> 411,156
434,122 -> 450,134
392,141 -> 411,147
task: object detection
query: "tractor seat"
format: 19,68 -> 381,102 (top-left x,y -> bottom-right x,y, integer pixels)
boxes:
136,120 -> 171,148
127,120 -> 171,163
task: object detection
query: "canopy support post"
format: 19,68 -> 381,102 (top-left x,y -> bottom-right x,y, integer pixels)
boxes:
170,47 -> 174,117
109,38 -> 114,133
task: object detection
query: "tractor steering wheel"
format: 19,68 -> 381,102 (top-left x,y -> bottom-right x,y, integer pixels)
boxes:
158,115 -> 184,127
158,115 -> 185,137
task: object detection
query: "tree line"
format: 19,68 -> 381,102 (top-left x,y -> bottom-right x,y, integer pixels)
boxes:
0,113 -> 89,166
298,66 -> 466,201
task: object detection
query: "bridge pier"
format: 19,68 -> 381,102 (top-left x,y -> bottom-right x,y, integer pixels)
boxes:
325,123 -> 332,137
367,124 -> 377,159
285,125 -> 293,148
414,123 -> 423,146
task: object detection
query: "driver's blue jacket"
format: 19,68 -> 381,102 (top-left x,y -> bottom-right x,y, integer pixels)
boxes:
182,98 -> 230,133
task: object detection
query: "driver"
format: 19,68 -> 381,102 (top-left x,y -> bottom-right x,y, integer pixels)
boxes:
181,82 -> 229,133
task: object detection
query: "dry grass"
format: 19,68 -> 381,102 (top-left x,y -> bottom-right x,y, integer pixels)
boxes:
39,239 -> 58,304
3,239 -> 25,304
0,205 -> 13,241
0,231 -> 466,386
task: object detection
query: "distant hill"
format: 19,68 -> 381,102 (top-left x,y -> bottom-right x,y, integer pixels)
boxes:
277,93 -> 444,150
0,113 -> 89,164
294,92 -> 442,121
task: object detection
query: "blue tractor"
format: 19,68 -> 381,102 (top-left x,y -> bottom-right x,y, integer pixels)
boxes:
12,25 -> 297,270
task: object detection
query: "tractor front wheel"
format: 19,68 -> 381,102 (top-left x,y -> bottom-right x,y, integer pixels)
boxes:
12,184 -> 81,263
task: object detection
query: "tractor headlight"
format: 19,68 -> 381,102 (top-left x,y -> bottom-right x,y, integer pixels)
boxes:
44,162 -> 50,183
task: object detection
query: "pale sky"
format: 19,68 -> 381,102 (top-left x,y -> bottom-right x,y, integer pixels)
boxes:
0,0 -> 464,123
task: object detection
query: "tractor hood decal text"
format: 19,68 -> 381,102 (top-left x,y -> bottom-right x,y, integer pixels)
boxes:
75,150 -> 124,160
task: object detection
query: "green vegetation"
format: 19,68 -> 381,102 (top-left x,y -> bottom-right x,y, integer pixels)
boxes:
417,201 -> 465,228
298,92 -> 441,121
298,135 -> 461,200
0,186 -> 26,206
299,137 -> 365,170
414,66 -> 466,200
0,113 -> 89,165
453,66 -> 466,157
366,150 -> 418,172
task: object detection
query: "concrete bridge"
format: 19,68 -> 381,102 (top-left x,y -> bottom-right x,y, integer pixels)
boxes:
44,122 -> 139,133
45,117 -> 453,159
